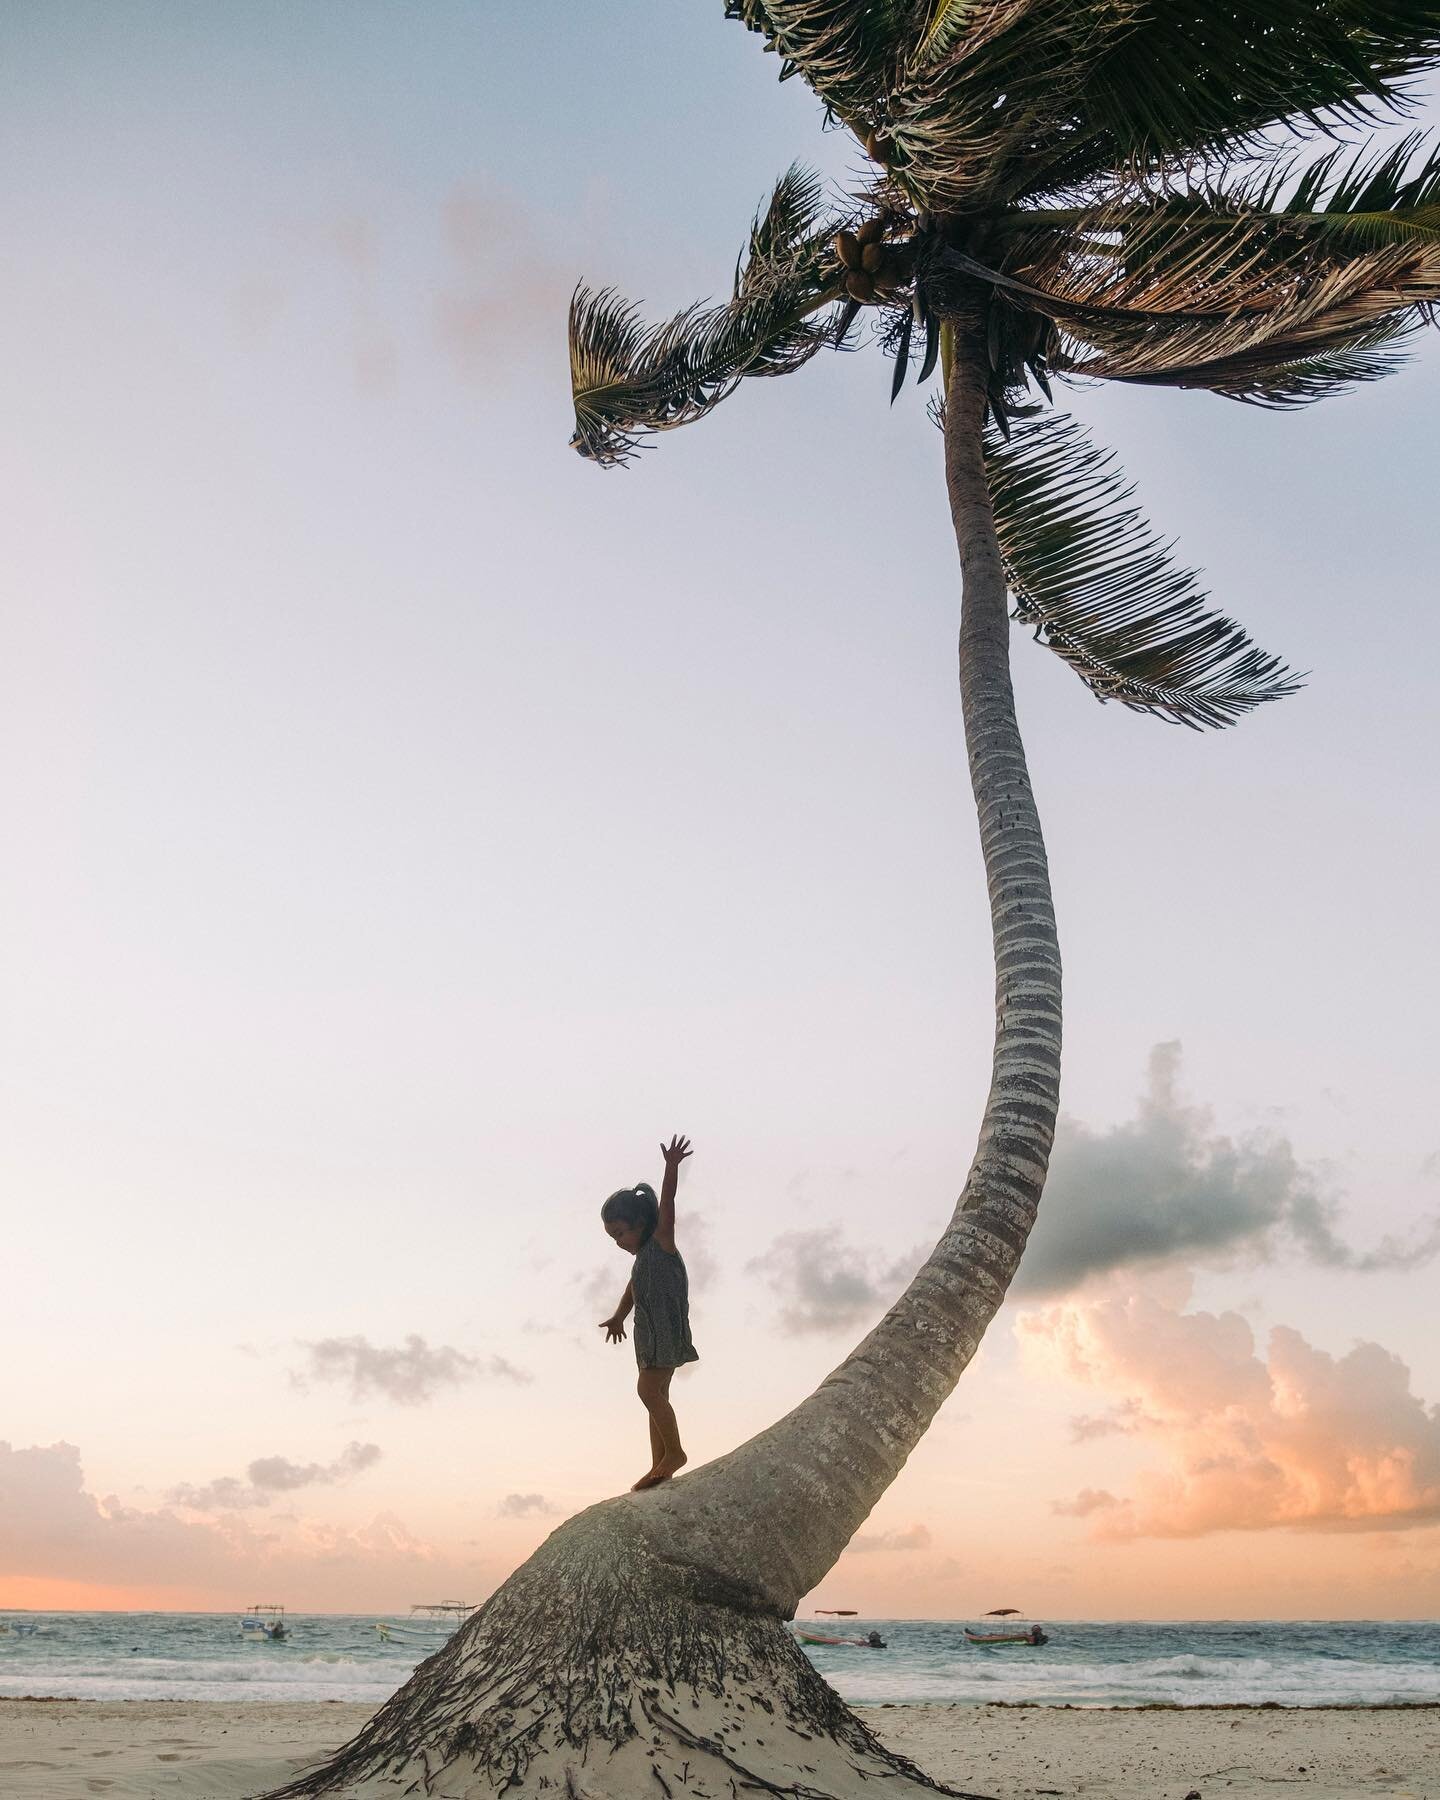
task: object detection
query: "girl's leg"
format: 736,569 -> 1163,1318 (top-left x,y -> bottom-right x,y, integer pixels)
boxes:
632,1367 -> 687,1490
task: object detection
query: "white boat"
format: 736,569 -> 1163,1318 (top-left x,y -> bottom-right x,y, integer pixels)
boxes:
239,1604 -> 289,1642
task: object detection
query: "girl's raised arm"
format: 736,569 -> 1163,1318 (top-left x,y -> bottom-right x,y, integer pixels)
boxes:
656,1134 -> 691,1253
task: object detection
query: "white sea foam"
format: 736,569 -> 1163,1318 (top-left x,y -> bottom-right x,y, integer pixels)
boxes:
2,1615 -> 1436,1709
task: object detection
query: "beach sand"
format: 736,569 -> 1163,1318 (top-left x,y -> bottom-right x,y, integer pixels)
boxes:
0,1697 -> 1433,1799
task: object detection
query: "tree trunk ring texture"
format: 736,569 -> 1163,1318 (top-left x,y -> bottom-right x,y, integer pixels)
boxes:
267,325 -> 1061,1799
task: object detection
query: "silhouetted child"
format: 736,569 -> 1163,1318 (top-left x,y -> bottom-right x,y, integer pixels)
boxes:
598,1134 -> 698,1490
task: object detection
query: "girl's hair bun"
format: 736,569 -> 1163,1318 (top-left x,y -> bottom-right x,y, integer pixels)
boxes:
600,1182 -> 660,1244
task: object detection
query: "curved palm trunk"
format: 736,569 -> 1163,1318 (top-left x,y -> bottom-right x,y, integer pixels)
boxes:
268,327 -> 1060,1800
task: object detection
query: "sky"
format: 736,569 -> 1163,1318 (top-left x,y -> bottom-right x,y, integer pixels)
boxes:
2,2 -> 1438,1620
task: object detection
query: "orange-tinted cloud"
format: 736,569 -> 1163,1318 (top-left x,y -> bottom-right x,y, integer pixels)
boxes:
1020,1291 -> 1440,1537
845,1523 -> 932,1554
0,1441 -> 489,1612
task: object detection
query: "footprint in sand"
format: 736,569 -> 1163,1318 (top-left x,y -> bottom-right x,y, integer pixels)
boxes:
85,1783 -> 115,1794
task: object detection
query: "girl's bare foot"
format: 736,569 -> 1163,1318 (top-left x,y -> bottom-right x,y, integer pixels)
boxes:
634,1450 -> 687,1490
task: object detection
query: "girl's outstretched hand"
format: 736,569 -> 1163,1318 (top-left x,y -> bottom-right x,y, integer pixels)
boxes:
661,1134 -> 692,1170
599,1316 -> 626,1344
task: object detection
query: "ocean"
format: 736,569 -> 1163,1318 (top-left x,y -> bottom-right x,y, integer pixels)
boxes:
1,1613 -> 1436,1710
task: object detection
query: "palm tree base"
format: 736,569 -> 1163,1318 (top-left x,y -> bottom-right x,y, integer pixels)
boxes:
262,1506 -> 986,1799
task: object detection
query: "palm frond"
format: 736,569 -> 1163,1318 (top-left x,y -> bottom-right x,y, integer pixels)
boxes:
1049,246 -> 1439,399
886,1 -> 1140,209
570,168 -> 844,465
1077,2 -> 1440,176
1249,130 -> 1440,251
937,169 -> 1440,406
737,164 -> 830,294
1101,313 -> 1423,405
722,0 -> 917,122
883,3 -> 1440,209
911,0 -> 982,64
982,411 -> 1303,727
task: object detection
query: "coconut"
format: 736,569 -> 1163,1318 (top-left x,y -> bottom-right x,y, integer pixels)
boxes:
856,218 -> 885,247
861,242 -> 886,274
834,231 -> 862,271
845,271 -> 877,303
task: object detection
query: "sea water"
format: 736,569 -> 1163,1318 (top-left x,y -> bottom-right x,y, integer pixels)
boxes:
0,1614 -> 1436,1709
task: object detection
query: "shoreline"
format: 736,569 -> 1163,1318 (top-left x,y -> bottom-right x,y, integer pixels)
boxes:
1,1699 -> 1436,1799
5,1695 -> 1438,1711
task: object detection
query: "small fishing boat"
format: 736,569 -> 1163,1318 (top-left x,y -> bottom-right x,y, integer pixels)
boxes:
965,1607 -> 1048,1647
409,1602 -> 476,1621
795,1628 -> 887,1649
239,1604 -> 289,1642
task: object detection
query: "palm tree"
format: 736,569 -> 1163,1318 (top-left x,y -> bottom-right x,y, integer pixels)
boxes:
274,7 -> 1440,1797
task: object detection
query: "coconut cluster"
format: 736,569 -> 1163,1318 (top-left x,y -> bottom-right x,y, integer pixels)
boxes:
834,218 -> 915,304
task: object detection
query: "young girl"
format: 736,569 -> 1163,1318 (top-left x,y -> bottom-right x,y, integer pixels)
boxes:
598,1133 -> 698,1491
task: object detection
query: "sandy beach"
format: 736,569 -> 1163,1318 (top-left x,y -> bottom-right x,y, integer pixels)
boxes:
0,1698 -> 1433,1799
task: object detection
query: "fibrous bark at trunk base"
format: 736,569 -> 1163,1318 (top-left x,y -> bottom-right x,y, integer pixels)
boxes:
265,1508 -> 984,1799
266,322 -> 1055,1800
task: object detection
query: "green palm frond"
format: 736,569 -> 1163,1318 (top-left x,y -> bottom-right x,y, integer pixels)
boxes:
982,412 -> 1303,727
911,0 -> 980,64
738,164 -> 830,291
568,282 -> 828,467
570,168 -> 844,465
1101,4 -> 1440,149
722,0 -> 916,121
1045,2 -> 1440,197
880,3 -> 1440,209
1248,131 -> 1440,251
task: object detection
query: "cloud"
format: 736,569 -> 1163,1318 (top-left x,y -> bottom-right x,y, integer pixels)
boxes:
497,1492 -> 555,1519
1051,1488 -> 1121,1518
1020,1290 -> 1440,1536
748,1048 -> 1435,1331
1014,1043 -> 1440,1297
0,1441 -> 478,1609
1069,1400 -> 1151,1443
846,1523 -> 932,1554
433,182 -> 579,382
169,1441 -> 382,1513
748,1227 -> 921,1336
291,1334 -> 529,1404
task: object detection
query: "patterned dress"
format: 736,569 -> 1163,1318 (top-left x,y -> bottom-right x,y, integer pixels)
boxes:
631,1238 -> 699,1370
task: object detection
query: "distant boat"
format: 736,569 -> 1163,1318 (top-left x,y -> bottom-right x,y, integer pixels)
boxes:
409,1602 -> 475,1622
0,1622 -> 39,1637
965,1623 -> 1049,1647
239,1604 -> 289,1642
795,1627 -> 887,1649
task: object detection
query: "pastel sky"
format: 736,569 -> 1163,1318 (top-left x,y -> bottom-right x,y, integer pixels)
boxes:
2,3 -> 1437,1620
